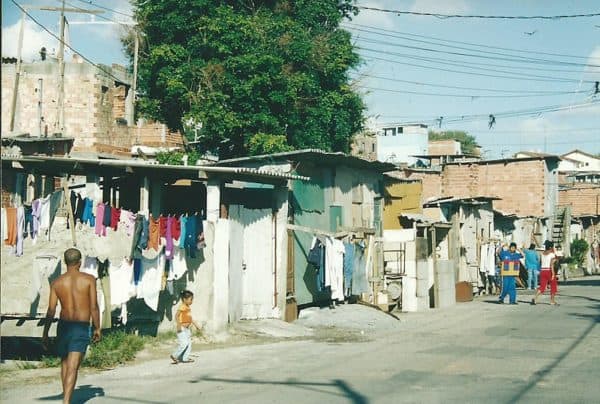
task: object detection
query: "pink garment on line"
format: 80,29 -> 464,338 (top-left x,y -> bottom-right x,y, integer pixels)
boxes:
95,203 -> 106,237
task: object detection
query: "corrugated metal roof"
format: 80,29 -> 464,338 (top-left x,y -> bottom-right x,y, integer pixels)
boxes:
215,149 -> 396,172
1,154 -> 310,182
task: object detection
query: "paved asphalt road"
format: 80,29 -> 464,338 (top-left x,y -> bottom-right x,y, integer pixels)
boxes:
2,277 -> 599,404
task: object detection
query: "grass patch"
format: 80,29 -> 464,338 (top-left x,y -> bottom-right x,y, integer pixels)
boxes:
40,355 -> 62,368
16,361 -> 39,370
82,331 -> 146,369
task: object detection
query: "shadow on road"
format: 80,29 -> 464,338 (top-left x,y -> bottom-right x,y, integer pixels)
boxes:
189,376 -> 369,404
508,318 -> 598,402
36,384 -> 163,404
561,278 -> 600,287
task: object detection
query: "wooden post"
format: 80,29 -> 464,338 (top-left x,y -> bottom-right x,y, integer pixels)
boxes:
9,10 -> 25,132
62,177 -> 76,246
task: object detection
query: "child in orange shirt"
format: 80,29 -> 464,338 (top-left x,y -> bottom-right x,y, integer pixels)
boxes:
170,290 -> 202,364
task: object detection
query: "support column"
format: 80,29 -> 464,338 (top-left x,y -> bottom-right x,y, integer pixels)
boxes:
150,178 -> 162,217
206,177 -> 221,222
139,176 -> 149,214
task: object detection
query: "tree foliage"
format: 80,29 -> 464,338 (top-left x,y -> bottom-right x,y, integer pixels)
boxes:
570,238 -> 589,266
428,130 -> 479,154
128,0 -> 364,158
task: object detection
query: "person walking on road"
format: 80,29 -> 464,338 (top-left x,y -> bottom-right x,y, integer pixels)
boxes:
532,240 -> 559,306
170,290 -> 202,364
42,248 -> 101,404
524,243 -> 541,290
498,242 -> 523,304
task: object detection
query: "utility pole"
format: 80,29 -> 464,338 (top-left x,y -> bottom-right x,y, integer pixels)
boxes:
132,29 -> 139,123
9,10 -> 26,132
57,0 -> 66,135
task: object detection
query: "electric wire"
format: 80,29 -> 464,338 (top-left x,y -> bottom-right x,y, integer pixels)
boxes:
355,5 -> 600,20
10,0 -> 128,84
343,22 -> 600,61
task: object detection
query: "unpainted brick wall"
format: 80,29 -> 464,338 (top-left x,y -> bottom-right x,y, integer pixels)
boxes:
559,185 -> 600,216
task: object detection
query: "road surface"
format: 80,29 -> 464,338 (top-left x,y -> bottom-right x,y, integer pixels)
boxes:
1,277 -> 599,403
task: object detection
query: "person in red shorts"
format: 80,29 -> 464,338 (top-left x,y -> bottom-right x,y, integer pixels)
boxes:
531,240 -> 558,306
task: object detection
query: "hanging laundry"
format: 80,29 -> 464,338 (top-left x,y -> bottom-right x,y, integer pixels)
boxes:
1,208 -> 7,241
38,195 -> 51,230
133,258 -> 142,286
70,191 -> 77,221
75,193 -> 85,222
102,204 -> 112,228
352,240 -> 369,294
325,237 -> 345,301
81,256 -> 99,278
171,248 -> 189,280
81,197 -> 95,227
48,190 -> 63,230
109,259 -> 135,306
15,206 -> 24,256
148,215 -> 160,251
196,214 -> 206,249
31,198 -> 41,239
343,241 -> 355,294
5,207 -> 17,247
308,237 -> 326,292
29,255 -> 60,303
110,207 -> 121,231
99,275 -> 112,329
24,205 -> 34,239
165,216 -> 175,259
184,214 -> 198,257
95,203 -> 107,237
119,209 -> 136,237
140,254 -> 165,311
171,215 -> 181,242
129,214 -> 144,260
179,215 -> 187,248
159,216 -> 168,237
139,217 -> 149,249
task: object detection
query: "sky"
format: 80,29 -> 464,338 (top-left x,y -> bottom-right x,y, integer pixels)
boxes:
2,0 -> 599,159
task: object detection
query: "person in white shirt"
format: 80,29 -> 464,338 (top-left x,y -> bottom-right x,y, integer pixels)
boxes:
531,240 -> 558,305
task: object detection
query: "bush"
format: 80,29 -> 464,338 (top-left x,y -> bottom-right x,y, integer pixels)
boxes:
82,332 -> 146,369
570,239 -> 589,266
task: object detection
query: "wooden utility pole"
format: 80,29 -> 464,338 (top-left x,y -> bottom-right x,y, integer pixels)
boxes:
57,0 -> 66,135
132,29 -> 139,121
9,10 -> 26,132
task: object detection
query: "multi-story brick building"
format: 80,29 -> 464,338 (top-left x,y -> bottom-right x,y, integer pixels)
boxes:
1,57 -> 183,153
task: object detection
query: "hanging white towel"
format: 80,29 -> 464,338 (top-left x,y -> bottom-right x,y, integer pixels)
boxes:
109,259 -> 135,306
140,254 -> 164,311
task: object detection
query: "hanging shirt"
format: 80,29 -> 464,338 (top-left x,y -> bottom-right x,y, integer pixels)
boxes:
343,242 -> 355,293
325,237 -> 345,301
75,194 -> 85,222
119,209 -> 136,237
159,216 -> 168,237
184,215 -> 197,257
486,244 -> 496,276
103,204 -> 112,227
39,195 -> 51,230
171,216 -> 181,241
110,207 -> 121,231
109,259 -> 135,306
179,215 -> 187,248
82,198 -> 94,226
16,206 -> 25,256
308,237 -> 326,292
81,256 -> 99,278
171,248 -> 188,280
31,198 -> 42,238
165,216 -> 175,260
30,255 -> 60,303
148,215 -> 160,251
140,254 -> 164,311
48,190 -> 62,229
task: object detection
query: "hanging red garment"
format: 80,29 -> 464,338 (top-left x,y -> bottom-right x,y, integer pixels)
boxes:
170,216 -> 181,240
110,207 -> 121,231
159,216 -> 168,237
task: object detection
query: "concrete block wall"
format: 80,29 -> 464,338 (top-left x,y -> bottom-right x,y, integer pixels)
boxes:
442,159 -> 547,217
559,185 -> 600,216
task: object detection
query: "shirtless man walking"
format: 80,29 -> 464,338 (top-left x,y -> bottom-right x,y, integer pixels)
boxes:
42,248 -> 101,404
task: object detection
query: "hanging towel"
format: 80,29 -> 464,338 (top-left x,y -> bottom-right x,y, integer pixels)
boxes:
4,207 -> 17,246
16,206 -> 25,256
148,215 -> 160,251
140,254 -> 164,311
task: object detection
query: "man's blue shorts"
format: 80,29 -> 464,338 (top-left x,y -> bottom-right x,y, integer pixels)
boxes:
56,320 -> 91,358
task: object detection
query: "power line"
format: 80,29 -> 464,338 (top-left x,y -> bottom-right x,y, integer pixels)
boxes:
358,52 -> 591,84
57,0 -> 135,27
10,0 -> 127,85
354,36 -> 600,69
352,73 -> 592,95
343,23 -> 600,61
346,25 -> 599,72
72,0 -> 134,19
355,5 -> 600,19
356,85 -> 588,99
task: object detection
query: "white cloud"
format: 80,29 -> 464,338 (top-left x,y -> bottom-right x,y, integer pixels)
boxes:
1,19 -> 57,62
409,0 -> 470,15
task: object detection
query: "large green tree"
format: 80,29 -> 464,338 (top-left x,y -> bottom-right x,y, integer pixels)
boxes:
129,0 -> 364,158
